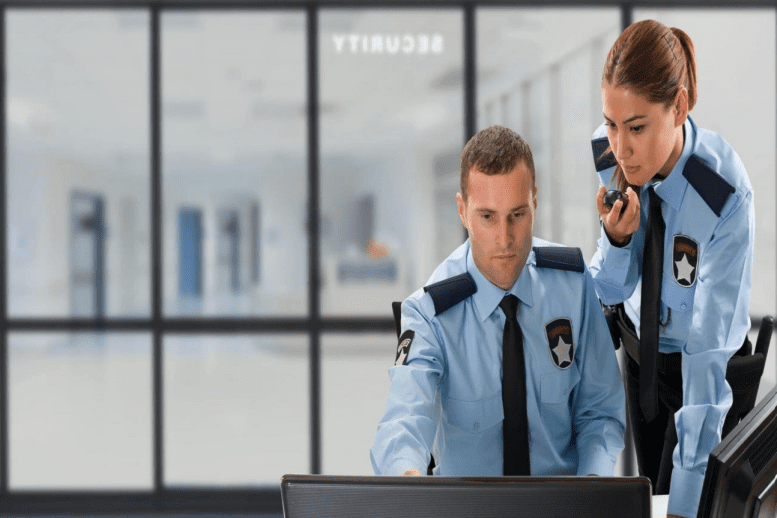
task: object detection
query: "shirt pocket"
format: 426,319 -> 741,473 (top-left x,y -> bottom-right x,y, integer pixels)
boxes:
662,275 -> 696,314
445,391 -> 504,435
539,366 -> 580,441
540,364 -> 581,405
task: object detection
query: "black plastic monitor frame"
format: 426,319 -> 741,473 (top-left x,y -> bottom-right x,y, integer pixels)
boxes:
281,474 -> 652,518
698,385 -> 777,518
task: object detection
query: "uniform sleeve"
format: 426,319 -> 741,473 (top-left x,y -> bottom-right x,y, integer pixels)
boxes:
370,294 -> 445,475
589,201 -> 642,306
572,268 -> 627,476
668,191 -> 754,518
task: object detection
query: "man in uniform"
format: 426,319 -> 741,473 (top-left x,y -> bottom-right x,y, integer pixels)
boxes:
370,125 -> 626,477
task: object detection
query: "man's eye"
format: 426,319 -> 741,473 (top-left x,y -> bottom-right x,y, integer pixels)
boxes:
632,125 -> 644,133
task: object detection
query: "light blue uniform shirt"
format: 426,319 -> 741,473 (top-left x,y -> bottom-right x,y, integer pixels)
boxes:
371,237 -> 626,478
589,116 -> 754,518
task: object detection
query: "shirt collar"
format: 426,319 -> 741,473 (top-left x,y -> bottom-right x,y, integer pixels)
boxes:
467,240 -> 535,323
653,115 -> 696,210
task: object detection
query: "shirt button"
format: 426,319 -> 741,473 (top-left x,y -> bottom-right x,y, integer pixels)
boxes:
681,303 -> 687,310
473,422 -> 479,430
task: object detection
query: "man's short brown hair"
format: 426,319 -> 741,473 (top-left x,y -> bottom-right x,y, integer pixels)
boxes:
460,125 -> 535,199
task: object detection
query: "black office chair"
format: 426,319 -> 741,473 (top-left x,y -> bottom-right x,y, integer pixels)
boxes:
721,315 -> 773,436
392,300 -> 436,476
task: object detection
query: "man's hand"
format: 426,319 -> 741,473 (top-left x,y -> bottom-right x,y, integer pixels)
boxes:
596,185 -> 640,245
403,469 -> 422,476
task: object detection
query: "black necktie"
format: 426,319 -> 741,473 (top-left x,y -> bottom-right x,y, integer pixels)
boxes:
639,185 -> 664,422
499,295 -> 530,475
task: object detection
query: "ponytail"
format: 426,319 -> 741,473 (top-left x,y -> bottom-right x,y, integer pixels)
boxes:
670,27 -> 697,111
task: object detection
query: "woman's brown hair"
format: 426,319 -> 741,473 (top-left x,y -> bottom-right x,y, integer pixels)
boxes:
601,19 -> 698,192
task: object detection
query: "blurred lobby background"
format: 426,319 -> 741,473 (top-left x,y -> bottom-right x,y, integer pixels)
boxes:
0,1 -> 774,516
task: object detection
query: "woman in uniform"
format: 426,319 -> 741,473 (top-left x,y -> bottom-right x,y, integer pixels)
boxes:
588,19 -> 754,518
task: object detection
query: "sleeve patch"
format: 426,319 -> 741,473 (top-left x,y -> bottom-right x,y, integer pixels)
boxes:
395,330 -> 415,366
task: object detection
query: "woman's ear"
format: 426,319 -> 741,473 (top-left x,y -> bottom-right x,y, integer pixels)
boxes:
674,87 -> 689,127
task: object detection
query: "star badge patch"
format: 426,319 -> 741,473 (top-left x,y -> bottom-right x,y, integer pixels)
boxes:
394,330 -> 415,366
672,235 -> 699,287
545,318 -> 574,369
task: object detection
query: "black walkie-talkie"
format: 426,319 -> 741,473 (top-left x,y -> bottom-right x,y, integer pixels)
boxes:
603,190 -> 628,211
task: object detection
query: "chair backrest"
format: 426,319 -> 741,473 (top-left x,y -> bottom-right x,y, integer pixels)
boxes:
392,301 -> 402,339
754,315 -> 773,357
747,315 -> 774,412
722,315 -> 774,437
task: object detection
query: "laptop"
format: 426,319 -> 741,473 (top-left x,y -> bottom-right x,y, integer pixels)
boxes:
280,474 -> 652,518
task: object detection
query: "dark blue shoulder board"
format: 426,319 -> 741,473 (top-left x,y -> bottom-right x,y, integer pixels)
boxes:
592,136 -> 617,172
423,272 -> 477,316
533,246 -> 585,273
682,154 -> 735,217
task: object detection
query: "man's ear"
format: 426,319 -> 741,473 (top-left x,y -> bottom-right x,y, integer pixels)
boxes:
456,192 -> 467,229
532,184 -> 538,210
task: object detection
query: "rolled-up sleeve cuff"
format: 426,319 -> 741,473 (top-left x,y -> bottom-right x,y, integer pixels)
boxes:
576,451 -> 616,477
668,467 -> 706,518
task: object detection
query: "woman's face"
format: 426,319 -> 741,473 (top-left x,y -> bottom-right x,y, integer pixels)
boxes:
601,83 -> 687,186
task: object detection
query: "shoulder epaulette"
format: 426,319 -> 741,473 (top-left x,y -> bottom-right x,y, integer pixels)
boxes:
682,154 -> 735,217
592,136 -> 617,172
533,247 -> 585,273
423,272 -> 477,316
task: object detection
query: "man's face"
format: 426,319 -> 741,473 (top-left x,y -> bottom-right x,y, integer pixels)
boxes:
456,163 -> 537,291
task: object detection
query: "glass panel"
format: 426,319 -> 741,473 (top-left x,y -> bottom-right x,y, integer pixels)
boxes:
321,333 -> 395,475
162,12 -> 307,317
633,8 -> 777,403
319,9 -> 463,316
477,8 -> 621,261
164,334 -> 309,486
9,333 -> 152,489
6,10 -> 151,318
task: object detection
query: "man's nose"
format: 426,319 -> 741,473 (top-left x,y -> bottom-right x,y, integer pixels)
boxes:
496,218 -> 513,248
